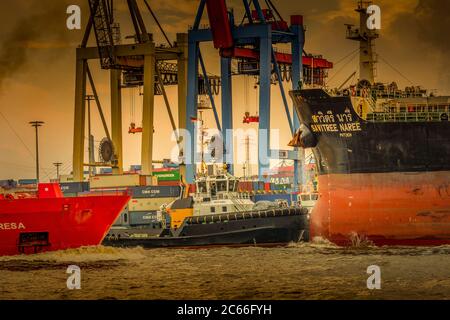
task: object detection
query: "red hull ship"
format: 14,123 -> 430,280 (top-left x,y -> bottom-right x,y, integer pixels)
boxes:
0,184 -> 130,256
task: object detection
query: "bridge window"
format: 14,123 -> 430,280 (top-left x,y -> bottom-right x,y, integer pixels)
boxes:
217,181 -> 227,192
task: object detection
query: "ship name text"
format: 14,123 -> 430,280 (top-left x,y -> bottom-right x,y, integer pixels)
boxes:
311,109 -> 362,137
0,222 -> 26,231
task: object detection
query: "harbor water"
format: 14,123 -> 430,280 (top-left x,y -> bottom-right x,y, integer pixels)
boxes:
1,239 -> 449,300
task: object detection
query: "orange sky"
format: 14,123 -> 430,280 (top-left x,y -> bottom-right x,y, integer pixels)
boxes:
0,0 -> 448,180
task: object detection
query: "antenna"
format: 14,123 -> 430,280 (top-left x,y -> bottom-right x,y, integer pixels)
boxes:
53,162 -> 63,181
29,121 -> 45,183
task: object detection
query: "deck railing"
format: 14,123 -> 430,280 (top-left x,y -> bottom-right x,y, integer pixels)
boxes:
366,112 -> 449,123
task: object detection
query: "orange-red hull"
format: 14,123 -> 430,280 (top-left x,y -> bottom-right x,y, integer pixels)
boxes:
0,186 -> 130,256
311,172 -> 450,246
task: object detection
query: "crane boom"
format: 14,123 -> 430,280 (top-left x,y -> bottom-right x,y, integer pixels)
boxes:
88,0 -> 118,69
205,0 -> 234,54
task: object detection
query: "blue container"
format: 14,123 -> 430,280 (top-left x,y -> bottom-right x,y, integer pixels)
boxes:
100,168 -> 113,174
60,182 -> 82,194
0,180 -> 17,188
60,182 -> 90,194
253,181 -> 263,191
258,181 -> 265,190
129,165 -> 142,172
131,186 -> 182,199
18,179 -> 37,186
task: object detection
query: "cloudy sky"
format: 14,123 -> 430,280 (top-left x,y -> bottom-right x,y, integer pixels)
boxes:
0,0 -> 448,180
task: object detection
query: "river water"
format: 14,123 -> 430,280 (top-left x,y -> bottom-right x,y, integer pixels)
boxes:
1,239 -> 449,300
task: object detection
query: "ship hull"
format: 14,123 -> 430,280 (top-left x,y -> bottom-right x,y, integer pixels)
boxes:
103,208 -> 309,248
0,195 -> 130,256
290,89 -> 450,246
312,172 -> 450,246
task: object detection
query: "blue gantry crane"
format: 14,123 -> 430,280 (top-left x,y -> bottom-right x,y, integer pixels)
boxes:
184,0 -> 333,188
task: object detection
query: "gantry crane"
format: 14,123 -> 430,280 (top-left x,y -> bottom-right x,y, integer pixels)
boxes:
185,0 -> 333,188
73,0 -> 221,182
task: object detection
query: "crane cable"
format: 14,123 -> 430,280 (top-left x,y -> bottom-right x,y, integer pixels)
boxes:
143,0 -> 173,48
327,50 -> 359,85
333,48 -> 360,66
244,75 -> 249,113
130,87 -> 136,125
378,54 -> 415,85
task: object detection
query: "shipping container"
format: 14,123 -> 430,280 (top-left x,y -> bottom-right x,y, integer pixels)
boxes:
238,181 -> 253,192
100,168 -> 113,174
138,175 -> 158,186
18,179 -> 38,186
248,181 -> 265,191
158,181 -> 182,187
60,182 -> 90,194
153,170 -> 180,181
271,184 -> 291,191
131,186 -> 181,199
128,211 -> 159,226
0,180 -> 17,188
128,197 -> 177,212
129,165 -> 142,172
90,174 -> 141,189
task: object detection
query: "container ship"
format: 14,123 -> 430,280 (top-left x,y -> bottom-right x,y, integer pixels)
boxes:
0,183 -> 129,256
289,1 -> 450,246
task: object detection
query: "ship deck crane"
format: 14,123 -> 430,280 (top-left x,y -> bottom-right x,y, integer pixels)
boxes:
185,0 -> 333,187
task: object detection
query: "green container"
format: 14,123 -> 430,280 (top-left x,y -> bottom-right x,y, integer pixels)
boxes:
153,171 -> 180,181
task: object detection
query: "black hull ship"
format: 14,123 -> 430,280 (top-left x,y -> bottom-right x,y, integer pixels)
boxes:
288,1 -> 450,246
290,88 -> 450,246
291,89 -> 450,175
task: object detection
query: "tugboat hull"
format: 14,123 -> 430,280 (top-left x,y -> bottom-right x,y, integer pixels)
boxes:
103,208 -> 309,248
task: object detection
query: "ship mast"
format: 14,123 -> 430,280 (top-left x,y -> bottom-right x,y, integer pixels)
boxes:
346,1 -> 379,85
198,111 -> 206,176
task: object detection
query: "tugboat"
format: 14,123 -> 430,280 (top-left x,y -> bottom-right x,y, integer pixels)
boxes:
0,183 -> 130,256
103,166 -> 309,248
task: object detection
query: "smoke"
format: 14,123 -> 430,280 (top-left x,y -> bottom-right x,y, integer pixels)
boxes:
0,1 -> 82,90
